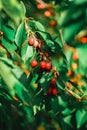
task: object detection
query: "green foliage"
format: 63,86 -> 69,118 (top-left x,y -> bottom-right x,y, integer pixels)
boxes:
0,0 -> 25,25
0,0 -> 87,130
76,109 -> 87,129
58,0 -> 87,44
15,22 -> 26,47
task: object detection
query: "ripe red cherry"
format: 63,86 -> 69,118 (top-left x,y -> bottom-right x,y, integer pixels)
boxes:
52,88 -> 58,96
44,10 -> 52,17
51,78 -> 56,85
28,37 -> 36,46
47,87 -> 53,95
40,61 -> 47,69
45,52 -> 49,57
31,59 -> 38,68
46,62 -> 52,70
49,20 -> 57,27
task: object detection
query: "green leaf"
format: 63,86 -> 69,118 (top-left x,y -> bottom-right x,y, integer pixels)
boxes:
0,0 -> 3,10
15,22 -> 26,47
56,78 -> 65,90
63,115 -> 72,128
2,0 -> 25,25
35,21 -> 45,31
28,20 -> 45,32
22,105 -> 34,122
63,21 -> 84,43
0,57 -> 15,68
62,108 -> 71,116
0,47 -> 7,57
51,55 -> 60,70
75,0 -> 87,4
58,96 -> 68,108
0,60 -> 32,105
20,1 -> 26,16
2,37 -> 17,54
30,74 -> 38,90
2,25 -> 16,42
40,72 -> 53,92
51,97 -> 62,112
46,39 -> 56,53
76,109 -> 87,129
12,67 -> 24,79
21,40 -> 33,62
76,44 -> 87,75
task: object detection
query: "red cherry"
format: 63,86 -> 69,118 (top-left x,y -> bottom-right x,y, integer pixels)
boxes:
46,62 -> 52,70
47,87 -> 53,95
28,37 -> 36,46
52,88 -> 58,96
45,52 -> 49,57
81,37 -> 87,44
37,4 -> 46,9
49,20 -> 57,27
31,59 -> 38,68
44,10 -> 52,17
40,61 -> 46,69
51,78 -> 56,85
73,52 -> 78,61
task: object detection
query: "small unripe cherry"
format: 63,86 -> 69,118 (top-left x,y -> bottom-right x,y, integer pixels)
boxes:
33,40 -> 38,48
72,63 -> 78,70
40,61 -> 47,69
38,42 -> 42,49
28,37 -> 36,46
46,62 -> 52,70
31,59 -> 38,68
52,88 -> 58,96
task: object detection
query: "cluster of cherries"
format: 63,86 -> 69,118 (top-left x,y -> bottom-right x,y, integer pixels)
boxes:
28,36 -> 58,96
47,77 -> 58,96
28,36 -> 52,71
31,60 -> 52,71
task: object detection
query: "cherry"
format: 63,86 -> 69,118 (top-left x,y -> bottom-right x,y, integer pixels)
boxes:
52,88 -> 58,96
81,37 -> 87,44
49,20 -> 57,27
31,59 -> 38,68
46,62 -> 52,70
40,61 -> 46,69
28,37 -> 36,46
47,87 -> 53,95
73,52 -> 78,61
67,70 -> 73,77
72,63 -> 78,70
37,42 -> 42,49
44,10 -> 52,17
37,4 -> 46,9
45,52 -> 49,57
33,40 -> 38,48
51,77 -> 56,86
